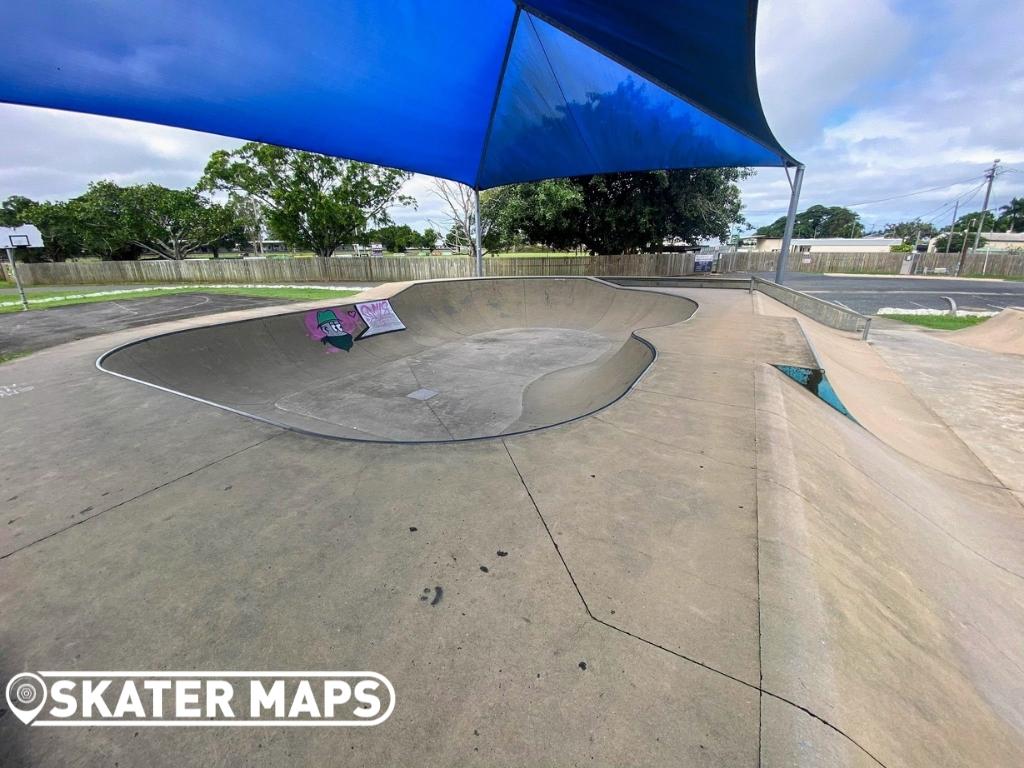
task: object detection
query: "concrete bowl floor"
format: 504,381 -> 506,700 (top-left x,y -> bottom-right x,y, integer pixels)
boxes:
99,277 -> 696,441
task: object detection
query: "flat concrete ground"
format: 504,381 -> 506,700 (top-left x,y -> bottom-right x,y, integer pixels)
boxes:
1,283 -> 1022,767
746,272 -> 1024,313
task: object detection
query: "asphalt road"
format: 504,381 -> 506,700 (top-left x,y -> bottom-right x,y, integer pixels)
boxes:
749,272 -> 1024,314
0,293 -> 302,356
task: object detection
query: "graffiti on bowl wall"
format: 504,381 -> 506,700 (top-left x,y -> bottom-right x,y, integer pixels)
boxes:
304,299 -> 406,352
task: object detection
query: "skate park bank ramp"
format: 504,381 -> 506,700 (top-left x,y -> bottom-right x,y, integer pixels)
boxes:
949,306 -> 1024,356
98,277 -> 696,441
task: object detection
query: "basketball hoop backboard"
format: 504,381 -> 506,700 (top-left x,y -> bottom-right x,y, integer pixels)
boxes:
1,224 -> 44,249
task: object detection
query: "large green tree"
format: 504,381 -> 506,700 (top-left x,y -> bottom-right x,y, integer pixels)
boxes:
954,210 -> 997,234
0,196 -> 87,262
202,143 -> 412,258
71,181 -> 143,260
486,169 -> 748,254
0,195 -> 35,227
68,181 -> 234,260
6,183 -> 239,261
364,224 -> 435,253
484,180 -> 584,252
117,183 -> 235,260
882,220 -> 938,244
757,205 -> 864,239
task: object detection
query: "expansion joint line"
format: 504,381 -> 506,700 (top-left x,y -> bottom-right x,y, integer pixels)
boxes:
0,433 -> 283,561
500,438 -> 889,768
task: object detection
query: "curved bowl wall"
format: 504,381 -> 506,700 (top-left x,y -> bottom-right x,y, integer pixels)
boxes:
99,277 -> 697,442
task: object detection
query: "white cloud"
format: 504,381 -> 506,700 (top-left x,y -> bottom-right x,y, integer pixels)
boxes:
755,0 -> 911,146
0,104 -> 242,199
743,0 -> 1024,231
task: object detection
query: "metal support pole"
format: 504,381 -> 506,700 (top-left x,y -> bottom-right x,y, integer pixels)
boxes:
5,247 -> 29,311
473,188 -> 483,278
774,164 -> 805,284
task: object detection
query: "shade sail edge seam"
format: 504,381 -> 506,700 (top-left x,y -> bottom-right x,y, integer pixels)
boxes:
524,11 -> 601,176
518,1 -> 796,166
474,4 -> 524,190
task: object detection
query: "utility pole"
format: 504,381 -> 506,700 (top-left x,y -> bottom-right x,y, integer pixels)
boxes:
956,226 -> 971,276
943,199 -> 959,254
5,247 -> 30,311
971,159 -> 999,255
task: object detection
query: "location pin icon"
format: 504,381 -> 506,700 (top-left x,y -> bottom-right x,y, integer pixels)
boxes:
6,673 -> 48,725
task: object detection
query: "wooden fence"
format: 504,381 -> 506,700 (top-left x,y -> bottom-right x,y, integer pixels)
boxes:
8,249 -> 1024,286
718,251 -> 906,274
8,252 -> 695,286
718,249 -> 1024,277
912,251 -> 1024,277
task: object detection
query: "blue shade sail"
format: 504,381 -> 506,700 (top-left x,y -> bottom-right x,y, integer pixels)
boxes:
0,2 -> 795,188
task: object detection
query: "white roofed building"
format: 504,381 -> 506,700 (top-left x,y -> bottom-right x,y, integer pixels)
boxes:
752,235 -> 902,253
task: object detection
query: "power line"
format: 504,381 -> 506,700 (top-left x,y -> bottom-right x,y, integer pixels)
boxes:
919,180 -> 987,224
742,172 -> 988,218
842,174 -> 985,208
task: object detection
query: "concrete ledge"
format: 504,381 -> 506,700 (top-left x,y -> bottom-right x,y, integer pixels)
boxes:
603,275 -> 751,289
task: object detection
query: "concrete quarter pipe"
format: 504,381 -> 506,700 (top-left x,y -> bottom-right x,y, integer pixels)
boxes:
98,277 -> 697,442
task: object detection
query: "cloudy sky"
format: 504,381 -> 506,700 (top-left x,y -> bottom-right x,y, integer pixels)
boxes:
1,0 -> 1022,236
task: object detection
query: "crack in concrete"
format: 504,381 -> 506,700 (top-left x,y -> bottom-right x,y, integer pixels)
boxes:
0,432 -> 284,561
501,437 -> 890,768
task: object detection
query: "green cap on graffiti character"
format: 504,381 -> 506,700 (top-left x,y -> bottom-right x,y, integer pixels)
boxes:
317,309 -> 340,328
316,308 -> 354,351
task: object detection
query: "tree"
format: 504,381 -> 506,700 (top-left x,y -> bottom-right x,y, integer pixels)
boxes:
227,192 -> 267,255
420,228 -> 440,249
996,198 -> 1023,232
118,184 -> 236,260
485,169 -> 748,254
364,224 -> 425,253
0,197 -> 86,261
485,180 -> 584,252
0,196 -> 83,261
954,210 -> 996,234
882,220 -> 937,244
0,195 -> 35,227
933,231 -> 986,254
431,180 -> 487,259
757,205 -> 864,239
3,183 -> 237,261
202,143 -> 412,258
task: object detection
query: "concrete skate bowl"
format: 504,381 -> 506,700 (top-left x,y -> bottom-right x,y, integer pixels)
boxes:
98,277 -> 696,442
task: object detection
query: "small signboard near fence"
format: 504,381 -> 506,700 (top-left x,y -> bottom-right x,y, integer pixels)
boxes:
693,254 -> 714,273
